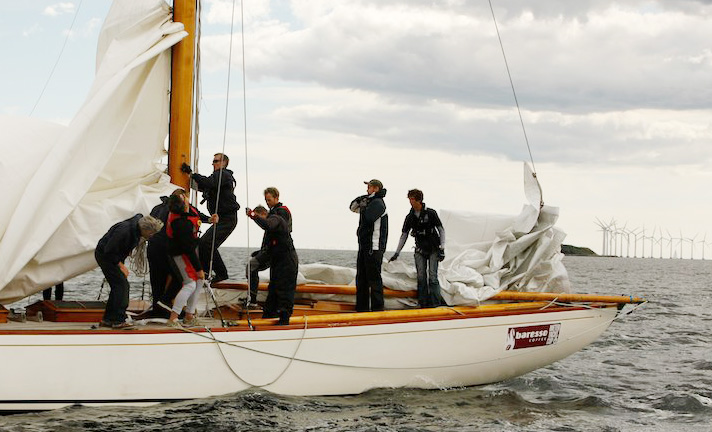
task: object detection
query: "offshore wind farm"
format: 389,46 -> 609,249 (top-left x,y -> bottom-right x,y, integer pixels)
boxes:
595,218 -> 709,260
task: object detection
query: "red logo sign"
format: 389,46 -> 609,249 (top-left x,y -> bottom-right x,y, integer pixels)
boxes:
505,323 -> 561,350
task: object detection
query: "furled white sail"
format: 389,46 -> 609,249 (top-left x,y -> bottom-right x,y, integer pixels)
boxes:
0,0 -> 187,303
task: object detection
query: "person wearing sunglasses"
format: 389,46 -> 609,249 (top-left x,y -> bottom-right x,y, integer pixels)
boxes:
181,153 -> 239,283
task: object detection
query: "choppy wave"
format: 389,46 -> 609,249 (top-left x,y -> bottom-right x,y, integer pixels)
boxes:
2,254 -> 712,431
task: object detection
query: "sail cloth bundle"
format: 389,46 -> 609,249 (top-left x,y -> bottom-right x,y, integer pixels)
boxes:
0,0 -> 185,303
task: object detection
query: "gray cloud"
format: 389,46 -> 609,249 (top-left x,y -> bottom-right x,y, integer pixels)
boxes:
201,0 -> 712,166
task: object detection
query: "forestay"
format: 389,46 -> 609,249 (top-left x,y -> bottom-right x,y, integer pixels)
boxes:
0,0 -> 186,303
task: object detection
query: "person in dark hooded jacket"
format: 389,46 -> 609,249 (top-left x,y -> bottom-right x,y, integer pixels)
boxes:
350,179 -> 388,312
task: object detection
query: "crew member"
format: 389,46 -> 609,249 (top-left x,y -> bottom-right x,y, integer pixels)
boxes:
181,152 -> 239,283
389,189 -> 446,308
146,189 -> 214,318
165,194 -> 205,327
245,206 -> 270,307
95,214 -> 163,329
246,187 -> 298,325
350,179 -> 388,312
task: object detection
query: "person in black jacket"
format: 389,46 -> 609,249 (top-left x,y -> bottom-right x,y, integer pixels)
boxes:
350,179 -> 388,312
246,187 -> 298,325
181,153 -> 239,283
165,194 -> 206,327
95,214 -> 163,329
146,189 -> 214,318
389,189 -> 446,308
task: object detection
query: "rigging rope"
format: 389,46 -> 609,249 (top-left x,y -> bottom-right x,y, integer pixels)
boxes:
30,0 -> 84,116
487,0 -> 536,174
487,1 -> 543,207
202,0 -> 237,281
129,239 -> 149,277
240,0 -> 252,305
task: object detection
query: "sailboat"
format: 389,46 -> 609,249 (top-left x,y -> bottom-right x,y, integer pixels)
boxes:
0,0 -> 644,412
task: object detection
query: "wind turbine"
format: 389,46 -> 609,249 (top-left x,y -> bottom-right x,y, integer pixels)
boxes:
648,226 -> 657,259
687,233 -> 698,260
615,222 -> 627,257
631,228 -> 644,258
666,229 -> 675,259
678,230 -> 686,259
595,218 -> 610,256
700,233 -> 708,260
608,219 -> 619,257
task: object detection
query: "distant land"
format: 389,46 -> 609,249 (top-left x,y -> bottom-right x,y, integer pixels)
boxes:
561,244 -> 598,256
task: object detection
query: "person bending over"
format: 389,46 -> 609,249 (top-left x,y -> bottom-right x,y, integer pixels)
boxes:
95,214 -> 163,329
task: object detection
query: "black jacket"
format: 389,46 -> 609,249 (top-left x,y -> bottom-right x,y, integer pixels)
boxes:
253,203 -> 295,256
401,204 -> 443,254
350,188 -> 388,251
149,196 -> 209,245
167,208 -> 203,271
95,214 -> 143,265
191,168 -> 240,216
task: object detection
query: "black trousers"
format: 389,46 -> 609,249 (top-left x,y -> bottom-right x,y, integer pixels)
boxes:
43,282 -> 64,301
95,250 -> 129,325
262,250 -> 298,318
199,214 -> 237,280
246,250 -> 270,303
147,239 -> 181,317
355,249 -> 384,312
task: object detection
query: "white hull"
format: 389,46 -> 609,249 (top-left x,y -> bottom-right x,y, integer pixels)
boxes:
0,305 -> 618,411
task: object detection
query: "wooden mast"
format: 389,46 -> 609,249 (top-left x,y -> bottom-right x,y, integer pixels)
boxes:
168,0 -> 197,190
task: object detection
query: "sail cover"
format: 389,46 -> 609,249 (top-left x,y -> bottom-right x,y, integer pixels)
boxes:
0,0 -> 187,303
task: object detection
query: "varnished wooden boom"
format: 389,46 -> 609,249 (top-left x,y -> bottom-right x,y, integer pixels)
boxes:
216,282 -> 645,304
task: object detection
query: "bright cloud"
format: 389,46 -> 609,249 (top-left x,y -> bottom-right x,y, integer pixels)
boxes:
43,2 -> 75,16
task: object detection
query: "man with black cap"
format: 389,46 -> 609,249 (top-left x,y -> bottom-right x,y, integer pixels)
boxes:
350,179 -> 388,312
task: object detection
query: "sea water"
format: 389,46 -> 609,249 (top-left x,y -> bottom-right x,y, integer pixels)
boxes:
1,252 -> 711,431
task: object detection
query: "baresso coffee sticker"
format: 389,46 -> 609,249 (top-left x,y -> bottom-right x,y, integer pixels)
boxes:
505,323 -> 561,350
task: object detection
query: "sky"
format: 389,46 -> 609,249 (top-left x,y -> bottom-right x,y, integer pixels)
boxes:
1,0 -> 711,258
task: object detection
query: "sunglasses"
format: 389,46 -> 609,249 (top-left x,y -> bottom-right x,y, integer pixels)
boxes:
212,159 -> 222,164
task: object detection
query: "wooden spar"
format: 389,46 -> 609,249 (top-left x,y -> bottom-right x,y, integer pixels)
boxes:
168,0 -> 197,190
216,281 -> 646,304
232,301 -> 559,327
491,291 -> 645,304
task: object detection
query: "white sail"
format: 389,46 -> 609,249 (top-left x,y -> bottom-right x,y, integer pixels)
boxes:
0,0 -> 187,303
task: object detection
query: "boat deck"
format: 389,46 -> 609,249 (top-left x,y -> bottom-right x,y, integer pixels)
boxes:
0,285 -> 642,335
